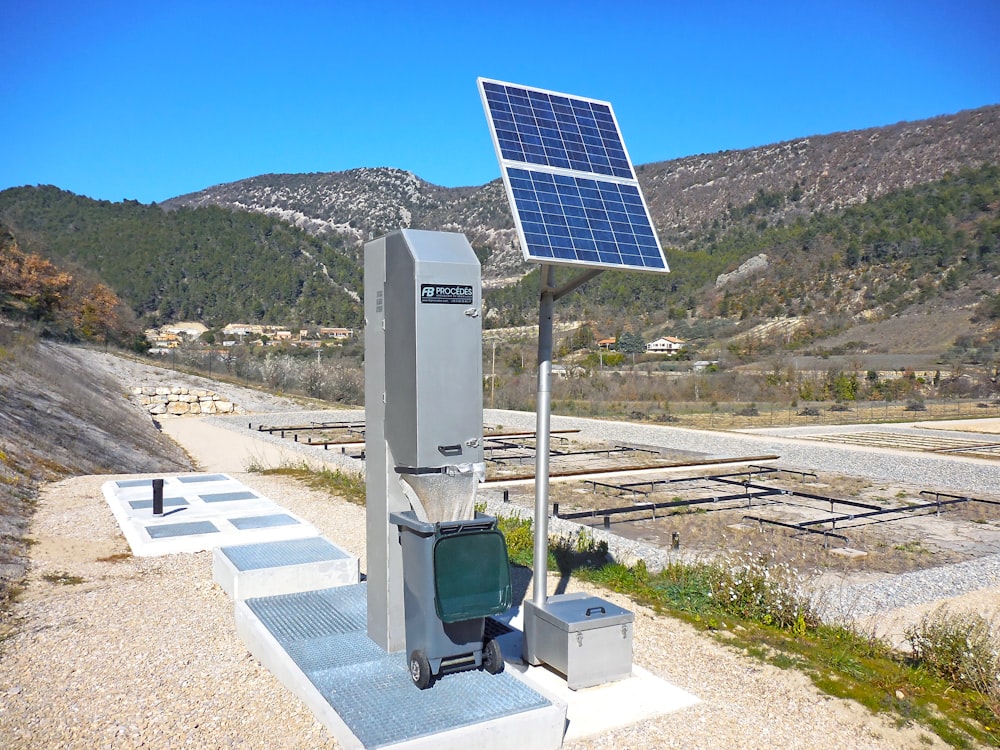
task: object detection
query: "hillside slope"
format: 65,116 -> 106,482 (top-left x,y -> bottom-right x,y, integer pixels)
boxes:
164,105 -> 1000,281
0,328 -> 192,605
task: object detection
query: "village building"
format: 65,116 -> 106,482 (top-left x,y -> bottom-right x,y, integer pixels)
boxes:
646,336 -> 685,354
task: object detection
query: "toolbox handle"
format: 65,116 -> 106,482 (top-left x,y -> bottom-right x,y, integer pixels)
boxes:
585,606 -> 606,617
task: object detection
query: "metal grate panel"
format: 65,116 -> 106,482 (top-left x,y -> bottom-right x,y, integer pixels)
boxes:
129,497 -> 188,510
222,537 -> 349,571
247,586 -> 367,643
284,631 -> 386,673
311,656 -> 549,748
146,521 -> 218,538
177,474 -> 229,483
116,478 -> 154,488
228,513 -> 298,530
246,584 -> 552,748
201,490 -> 258,503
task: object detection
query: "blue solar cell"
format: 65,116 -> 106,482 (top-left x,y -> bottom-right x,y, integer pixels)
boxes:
479,78 -> 669,272
502,167 -> 667,271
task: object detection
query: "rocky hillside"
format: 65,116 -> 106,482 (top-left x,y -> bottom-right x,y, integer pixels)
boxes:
162,169 -> 525,279
0,328 -> 193,606
163,105 -> 1000,282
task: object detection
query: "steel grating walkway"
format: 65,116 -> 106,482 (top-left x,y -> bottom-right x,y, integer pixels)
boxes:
245,583 -> 555,749
222,536 -> 351,571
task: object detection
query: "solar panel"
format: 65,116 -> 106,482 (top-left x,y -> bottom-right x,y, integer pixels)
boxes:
479,78 -> 669,274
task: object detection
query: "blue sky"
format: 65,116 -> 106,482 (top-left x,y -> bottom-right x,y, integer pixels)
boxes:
2,0 -> 998,204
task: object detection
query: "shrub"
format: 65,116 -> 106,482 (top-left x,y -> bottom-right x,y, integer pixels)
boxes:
904,607 -> 999,697
707,551 -> 819,634
497,514 -> 534,566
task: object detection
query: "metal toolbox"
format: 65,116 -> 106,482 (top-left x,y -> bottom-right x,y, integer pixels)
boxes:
522,592 -> 633,690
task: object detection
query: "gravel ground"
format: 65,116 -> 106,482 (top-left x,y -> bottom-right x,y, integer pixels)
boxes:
2,351 -> 998,748
0,472 -> 956,750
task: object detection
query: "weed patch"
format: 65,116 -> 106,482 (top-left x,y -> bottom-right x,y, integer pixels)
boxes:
256,462 -> 366,506
96,552 -> 132,563
41,570 -> 84,585
491,509 -> 1000,747
905,606 -> 999,700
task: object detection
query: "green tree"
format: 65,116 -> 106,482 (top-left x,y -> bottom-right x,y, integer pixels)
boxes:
618,331 -> 645,363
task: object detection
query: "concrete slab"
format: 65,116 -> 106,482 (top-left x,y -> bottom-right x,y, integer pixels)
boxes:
214,536 -> 359,600
235,584 -> 567,750
517,663 -> 700,743
102,474 -> 318,556
495,603 -> 700,742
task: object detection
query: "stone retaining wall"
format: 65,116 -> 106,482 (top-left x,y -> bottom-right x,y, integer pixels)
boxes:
131,386 -> 242,416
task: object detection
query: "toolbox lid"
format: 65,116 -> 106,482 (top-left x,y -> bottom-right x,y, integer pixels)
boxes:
533,592 -> 634,632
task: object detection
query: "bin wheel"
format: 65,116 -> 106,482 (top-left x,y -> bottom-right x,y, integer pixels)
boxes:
409,650 -> 433,689
482,638 -> 504,675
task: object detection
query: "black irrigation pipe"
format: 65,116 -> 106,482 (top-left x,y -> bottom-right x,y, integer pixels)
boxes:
750,492 -> 1000,538
555,487 -> 785,521
550,445 -> 647,458
487,444 -> 649,466
919,490 -> 1000,508
742,515 -> 849,545
794,497 -> 971,530
250,420 -> 364,433
712,478 -> 885,513
580,465 -> 788,499
486,428 -> 580,439
485,453 -> 536,465
747,465 -> 818,481
583,474 -> 748,498
485,436 -> 571,451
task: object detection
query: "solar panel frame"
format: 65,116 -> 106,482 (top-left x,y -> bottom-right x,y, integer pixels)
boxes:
478,77 -> 669,274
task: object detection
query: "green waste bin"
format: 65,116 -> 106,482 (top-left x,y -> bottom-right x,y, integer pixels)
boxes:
390,510 -> 512,689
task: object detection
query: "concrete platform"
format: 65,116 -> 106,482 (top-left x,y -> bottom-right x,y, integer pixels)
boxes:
236,583 -> 567,750
102,474 -> 318,556
496,603 -> 700,742
214,536 -> 359,600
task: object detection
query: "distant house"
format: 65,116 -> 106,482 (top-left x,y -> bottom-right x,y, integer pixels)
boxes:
164,321 -> 208,340
597,337 -> 617,350
646,336 -> 685,354
319,327 -> 353,340
222,323 -> 259,337
145,329 -> 181,349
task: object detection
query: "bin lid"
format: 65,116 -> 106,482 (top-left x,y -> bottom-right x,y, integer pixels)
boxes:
533,593 -> 634,632
433,530 -> 512,623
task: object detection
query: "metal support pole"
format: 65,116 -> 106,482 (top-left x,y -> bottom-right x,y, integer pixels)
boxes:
533,265 -> 555,606
152,478 -> 164,517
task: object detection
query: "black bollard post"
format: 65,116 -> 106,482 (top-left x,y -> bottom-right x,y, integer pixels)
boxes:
503,489 -> 509,503
152,478 -> 164,517
671,531 -> 680,550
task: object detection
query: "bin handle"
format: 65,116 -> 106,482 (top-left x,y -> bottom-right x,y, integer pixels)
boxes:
437,444 -> 462,456
585,606 -> 606,617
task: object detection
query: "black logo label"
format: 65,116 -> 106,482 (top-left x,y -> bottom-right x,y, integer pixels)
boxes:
420,283 -> 474,305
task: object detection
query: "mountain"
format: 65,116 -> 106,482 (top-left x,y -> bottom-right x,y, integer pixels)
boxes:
162,105 -> 1000,283
0,189 -> 364,329
162,169 -> 526,280
3,104 -> 998,347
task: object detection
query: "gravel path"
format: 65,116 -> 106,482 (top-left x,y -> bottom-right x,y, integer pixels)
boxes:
2,351 -> 998,748
0,472 -> 955,750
